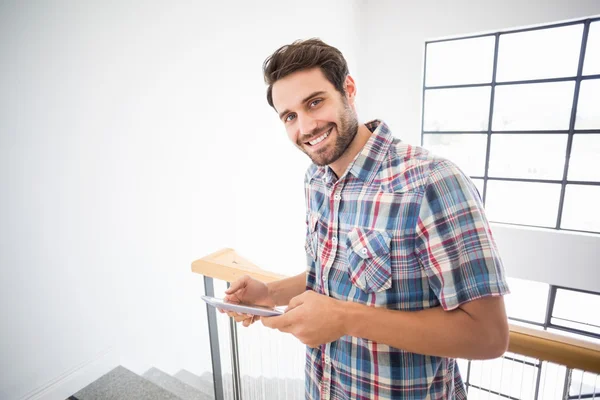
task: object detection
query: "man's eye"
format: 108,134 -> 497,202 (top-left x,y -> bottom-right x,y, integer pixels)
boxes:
285,113 -> 296,122
310,99 -> 322,107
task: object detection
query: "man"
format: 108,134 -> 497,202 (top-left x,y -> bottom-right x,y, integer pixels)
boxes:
221,38 -> 510,399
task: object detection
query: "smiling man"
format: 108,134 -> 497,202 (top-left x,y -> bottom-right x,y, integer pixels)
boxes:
223,39 -> 510,400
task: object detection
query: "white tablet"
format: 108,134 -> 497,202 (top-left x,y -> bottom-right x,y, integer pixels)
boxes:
201,295 -> 285,317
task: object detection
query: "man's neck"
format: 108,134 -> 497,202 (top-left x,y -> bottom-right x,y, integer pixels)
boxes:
328,123 -> 372,179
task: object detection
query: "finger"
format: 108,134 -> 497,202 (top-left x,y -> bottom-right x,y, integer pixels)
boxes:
261,313 -> 292,330
234,314 -> 252,323
225,311 -> 248,321
225,275 -> 250,295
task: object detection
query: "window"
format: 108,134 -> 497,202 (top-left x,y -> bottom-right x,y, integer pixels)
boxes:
422,17 -> 600,235
422,17 -> 600,398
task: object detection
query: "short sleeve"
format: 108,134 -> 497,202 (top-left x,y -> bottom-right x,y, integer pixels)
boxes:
415,160 -> 510,311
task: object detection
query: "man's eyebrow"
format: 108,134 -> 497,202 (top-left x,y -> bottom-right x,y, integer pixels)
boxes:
278,91 -> 327,120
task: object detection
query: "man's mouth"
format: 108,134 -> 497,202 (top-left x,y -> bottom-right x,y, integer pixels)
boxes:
306,127 -> 333,147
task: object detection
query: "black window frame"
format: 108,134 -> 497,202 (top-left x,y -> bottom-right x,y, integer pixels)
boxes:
421,17 -> 600,235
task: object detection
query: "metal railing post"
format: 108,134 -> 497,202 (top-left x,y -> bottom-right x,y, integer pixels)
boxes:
204,276 -> 225,400
226,282 -> 243,400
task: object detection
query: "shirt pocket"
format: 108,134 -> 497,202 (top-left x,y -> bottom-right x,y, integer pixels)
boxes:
345,227 -> 393,293
305,213 -> 319,263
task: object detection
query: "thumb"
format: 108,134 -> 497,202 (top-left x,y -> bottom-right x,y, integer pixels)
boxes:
286,291 -> 307,312
225,275 -> 250,294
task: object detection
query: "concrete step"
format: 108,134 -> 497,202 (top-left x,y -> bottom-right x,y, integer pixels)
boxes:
73,365 -> 181,400
173,370 -> 217,400
143,367 -> 213,400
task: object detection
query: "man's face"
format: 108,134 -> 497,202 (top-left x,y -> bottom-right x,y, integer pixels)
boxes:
271,68 -> 358,166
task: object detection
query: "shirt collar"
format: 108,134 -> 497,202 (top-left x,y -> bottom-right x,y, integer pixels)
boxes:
349,120 -> 394,183
308,120 -> 395,185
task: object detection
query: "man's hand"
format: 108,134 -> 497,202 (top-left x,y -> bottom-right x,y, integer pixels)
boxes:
220,275 -> 275,327
261,291 -> 346,348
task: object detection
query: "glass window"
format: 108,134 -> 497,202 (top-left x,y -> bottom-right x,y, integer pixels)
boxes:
423,18 -> 600,235
496,24 -> 583,82
471,178 -> 484,200
485,181 -> 561,227
422,134 -> 488,176
575,78 -> 600,129
493,82 -> 575,131
423,87 -> 491,131
583,22 -> 600,75
568,134 -> 600,182
426,36 -> 495,86
488,134 -> 567,180
504,277 -> 549,324
552,288 -> 600,335
561,185 -> 600,232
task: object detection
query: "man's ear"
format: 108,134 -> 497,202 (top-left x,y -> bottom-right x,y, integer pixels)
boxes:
344,75 -> 357,105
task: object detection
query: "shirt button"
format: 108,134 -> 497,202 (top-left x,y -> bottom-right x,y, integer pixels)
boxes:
334,194 -> 341,201
361,248 -> 368,255
325,356 -> 331,364
331,237 -> 338,245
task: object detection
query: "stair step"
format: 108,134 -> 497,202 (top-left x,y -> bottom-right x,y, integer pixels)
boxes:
143,367 -> 212,400
73,366 -> 181,400
173,370 -> 218,399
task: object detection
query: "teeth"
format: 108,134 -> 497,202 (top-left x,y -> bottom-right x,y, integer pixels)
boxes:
309,129 -> 331,146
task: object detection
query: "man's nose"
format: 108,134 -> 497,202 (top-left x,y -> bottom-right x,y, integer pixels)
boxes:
298,114 -> 318,139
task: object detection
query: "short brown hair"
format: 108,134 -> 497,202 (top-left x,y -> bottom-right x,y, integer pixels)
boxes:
263,38 -> 349,108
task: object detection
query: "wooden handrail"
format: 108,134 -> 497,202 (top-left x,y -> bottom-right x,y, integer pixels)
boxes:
192,248 -> 600,374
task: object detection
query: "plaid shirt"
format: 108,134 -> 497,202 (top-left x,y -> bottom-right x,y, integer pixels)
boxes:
303,120 -> 509,399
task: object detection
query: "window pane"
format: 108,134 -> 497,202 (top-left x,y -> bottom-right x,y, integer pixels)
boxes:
423,134 -> 487,176
583,22 -> 600,75
493,82 -> 575,131
488,134 -> 567,180
423,87 -> 491,131
575,78 -> 600,129
426,36 -> 495,86
472,178 -> 484,200
496,24 -> 583,82
552,289 -> 600,335
469,357 -> 538,399
561,184 -> 600,232
504,277 -> 549,324
485,181 -> 561,227
568,134 -> 600,182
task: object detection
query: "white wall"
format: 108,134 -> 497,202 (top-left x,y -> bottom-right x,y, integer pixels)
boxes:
0,1 -> 361,399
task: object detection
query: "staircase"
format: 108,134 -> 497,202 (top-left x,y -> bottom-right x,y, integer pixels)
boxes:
70,366 -> 215,400
69,365 -> 305,399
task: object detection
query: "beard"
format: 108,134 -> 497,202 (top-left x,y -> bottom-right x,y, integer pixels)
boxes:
298,99 -> 359,167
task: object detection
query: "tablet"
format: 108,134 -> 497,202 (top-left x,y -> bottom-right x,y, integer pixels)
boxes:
201,295 -> 285,317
